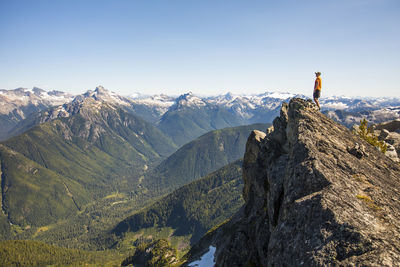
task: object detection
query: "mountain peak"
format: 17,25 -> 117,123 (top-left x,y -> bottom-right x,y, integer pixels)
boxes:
174,92 -> 206,108
192,98 -> 400,266
81,85 -> 112,99
75,86 -> 131,107
176,91 -> 193,100
94,85 -> 107,95
32,87 -> 46,95
223,92 -> 236,101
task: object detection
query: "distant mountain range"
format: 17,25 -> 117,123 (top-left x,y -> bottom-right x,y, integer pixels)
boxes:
323,107 -> 400,128
2,86 -> 399,142
0,88 -> 73,140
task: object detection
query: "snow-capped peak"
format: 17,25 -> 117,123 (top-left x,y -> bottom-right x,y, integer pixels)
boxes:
130,92 -> 155,99
175,92 -> 207,108
223,92 -> 237,101
94,85 -> 107,94
256,91 -> 296,100
0,87 -> 74,115
130,94 -> 175,107
32,87 -> 46,96
78,86 -> 132,106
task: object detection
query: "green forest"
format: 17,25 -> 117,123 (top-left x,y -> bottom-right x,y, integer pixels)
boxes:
113,160 -> 244,247
0,240 -> 122,266
0,109 -> 267,265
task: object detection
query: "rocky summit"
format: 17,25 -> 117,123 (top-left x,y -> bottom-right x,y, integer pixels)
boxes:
188,98 -> 400,266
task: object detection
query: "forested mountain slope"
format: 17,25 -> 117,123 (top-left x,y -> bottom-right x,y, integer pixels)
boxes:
142,123 -> 268,195
0,97 -> 176,233
113,160 -> 244,248
0,240 -> 122,266
157,94 -> 246,146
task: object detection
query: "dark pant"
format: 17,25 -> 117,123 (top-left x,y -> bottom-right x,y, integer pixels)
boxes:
313,90 -> 321,99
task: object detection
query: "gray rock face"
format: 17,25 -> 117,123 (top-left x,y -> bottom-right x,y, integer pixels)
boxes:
375,119 -> 400,133
374,120 -> 400,163
205,98 -> 400,266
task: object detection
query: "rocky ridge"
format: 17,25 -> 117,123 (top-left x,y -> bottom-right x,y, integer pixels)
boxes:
0,87 -> 73,140
187,98 -> 400,266
8,96 -> 134,143
0,87 -> 73,115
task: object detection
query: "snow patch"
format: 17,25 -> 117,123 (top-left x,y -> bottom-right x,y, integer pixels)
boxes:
130,92 -> 152,99
132,95 -> 175,108
322,102 -> 349,110
188,246 -> 216,267
262,92 -> 295,99
176,93 -> 207,107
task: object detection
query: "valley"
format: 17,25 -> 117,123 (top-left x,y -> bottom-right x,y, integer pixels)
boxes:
0,87 -> 399,266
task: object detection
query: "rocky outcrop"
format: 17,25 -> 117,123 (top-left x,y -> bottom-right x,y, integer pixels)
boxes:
121,239 -> 179,267
375,119 -> 400,133
188,98 -> 400,266
374,120 -> 400,163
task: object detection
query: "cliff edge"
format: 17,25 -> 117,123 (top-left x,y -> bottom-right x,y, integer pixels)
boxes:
188,98 -> 400,266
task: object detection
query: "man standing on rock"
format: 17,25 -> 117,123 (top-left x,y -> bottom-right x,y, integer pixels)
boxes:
313,72 -> 322,110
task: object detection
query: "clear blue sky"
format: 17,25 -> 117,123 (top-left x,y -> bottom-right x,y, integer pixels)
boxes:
1,0 -> 399,97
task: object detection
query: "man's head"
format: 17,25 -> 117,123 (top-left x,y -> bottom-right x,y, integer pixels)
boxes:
315,72 -> 321,77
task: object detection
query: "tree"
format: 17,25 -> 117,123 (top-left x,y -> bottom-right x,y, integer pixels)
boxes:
355,119 -> 387,154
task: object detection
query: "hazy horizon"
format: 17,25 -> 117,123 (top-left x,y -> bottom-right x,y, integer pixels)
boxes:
2,84 -> 399,100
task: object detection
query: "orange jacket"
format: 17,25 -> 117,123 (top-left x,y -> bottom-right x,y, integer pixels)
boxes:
315,76 -> 322,91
